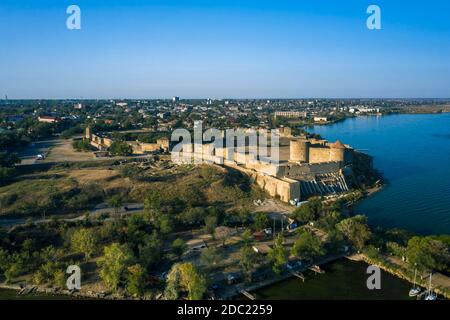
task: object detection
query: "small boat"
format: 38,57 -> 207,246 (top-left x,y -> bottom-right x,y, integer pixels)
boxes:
408,269 -> 421,297
424,273 -> 437,300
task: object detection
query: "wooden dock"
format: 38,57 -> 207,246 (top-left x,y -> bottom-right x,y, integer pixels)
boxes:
309,265 -> 325,274
240,290 -> 256,300
291,271 -> 306,282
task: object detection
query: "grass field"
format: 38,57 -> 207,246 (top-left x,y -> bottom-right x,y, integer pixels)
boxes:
0,160 -> 265,218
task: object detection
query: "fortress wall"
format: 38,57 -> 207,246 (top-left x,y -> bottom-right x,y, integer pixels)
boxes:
245,161 -> 280,177
90,141 -> 103,150
138,142 -> 161,152
228,163 -> 300,202
282,161 -> 341,179
308,162 -> 341,173
157,138 -> 170,151
104,138 -> 113,148
329,148 -> 345,162
309,147 -> 332,163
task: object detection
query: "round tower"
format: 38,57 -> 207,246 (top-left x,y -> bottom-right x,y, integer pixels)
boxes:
329,140 -> 346,163
290,139 -> 309,163
85,127 -> 91,140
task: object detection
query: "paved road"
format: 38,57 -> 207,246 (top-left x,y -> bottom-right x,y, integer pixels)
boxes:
0,202 -> 144,228
17,139 -> 58,165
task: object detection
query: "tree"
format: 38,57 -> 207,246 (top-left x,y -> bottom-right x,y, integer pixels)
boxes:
109,141 -> 133,156
215,226 -> 232,247
239,245 -> 258,283
200,247 -> 221,269
171,238 -> 188,260
254,212 -> 269,231
165,262 -> 207,300
336,215 -> 372,251
181,207 -> 207,226
291,229 -> 326,263
238,209 -> 251,227
204,215 -> 218,239
108,195 -> 123,215
97,243 -> 133,291
0,167 -> 16,184
406,236 -> 450,272
267,235 -> 288,276
71,228 -> 98,261
241,229 -> 253,245
72,139 -> 91,152
127,264 -> 146,297
138,233 -> 162,268
0,152 -> 20,167
53,269 -> 66,288
292,199 -> 322,224
159,214 -> 173,235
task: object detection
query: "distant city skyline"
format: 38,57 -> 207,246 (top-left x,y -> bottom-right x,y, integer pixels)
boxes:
1,0 -> 450,99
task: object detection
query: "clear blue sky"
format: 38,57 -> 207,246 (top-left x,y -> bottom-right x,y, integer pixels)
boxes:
1,0 -> 449,99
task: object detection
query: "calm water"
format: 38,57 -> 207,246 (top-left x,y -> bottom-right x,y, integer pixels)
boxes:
252,259 -> 414,300
311,113 -> 450,235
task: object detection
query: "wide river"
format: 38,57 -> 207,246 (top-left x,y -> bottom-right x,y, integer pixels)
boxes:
311,113 -> 450,235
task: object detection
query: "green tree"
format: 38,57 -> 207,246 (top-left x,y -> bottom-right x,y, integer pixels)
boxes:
267,235 -> 288,276
200,247 -> 221,269
239,245 -> 258,283
138,233 -> 162,268
336,215 -> 372,251
292,199 -> 322,224
126,264 -> 146,297
204,215 -> 218,239
4,263 -> 21,283
71,228 -> 98,261
144,192 -> 162,224
108,195 -> 123,215
97,243 -> 133,291
53,269 -> 66,288
291,229 -> 326,263
406,236 -> 450,272
159,214 -> 173,235
165,262 -> 206,300
241,229 -> 253,245
109,141 -> 133,156
171,238 -> 188,260
254,212 -> 269,231
238,209 -> 251,227
0,152 -> 20,167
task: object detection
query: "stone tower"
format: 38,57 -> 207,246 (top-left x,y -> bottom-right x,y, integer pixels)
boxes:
85,127 -> 91,140
290,139 -> 310,163
329,140 -> 346,163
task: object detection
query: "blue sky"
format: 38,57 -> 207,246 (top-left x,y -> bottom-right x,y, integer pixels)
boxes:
1,0 -> 450,99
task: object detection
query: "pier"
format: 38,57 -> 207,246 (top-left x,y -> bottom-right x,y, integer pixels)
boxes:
240,290 -> 256,300
309,265 -> 325,274
291,271 -> 306,282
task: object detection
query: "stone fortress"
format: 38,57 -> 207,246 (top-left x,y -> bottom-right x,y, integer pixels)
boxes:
173,127 -> 355,203
84,126 -> 358,203
85,127 -> 170,154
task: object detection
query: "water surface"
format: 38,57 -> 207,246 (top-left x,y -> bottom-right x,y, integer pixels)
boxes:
310,113 -> 450,234
252,259 -> 414,300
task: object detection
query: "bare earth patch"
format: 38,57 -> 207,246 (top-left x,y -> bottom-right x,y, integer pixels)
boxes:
45,139 -> 95,162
